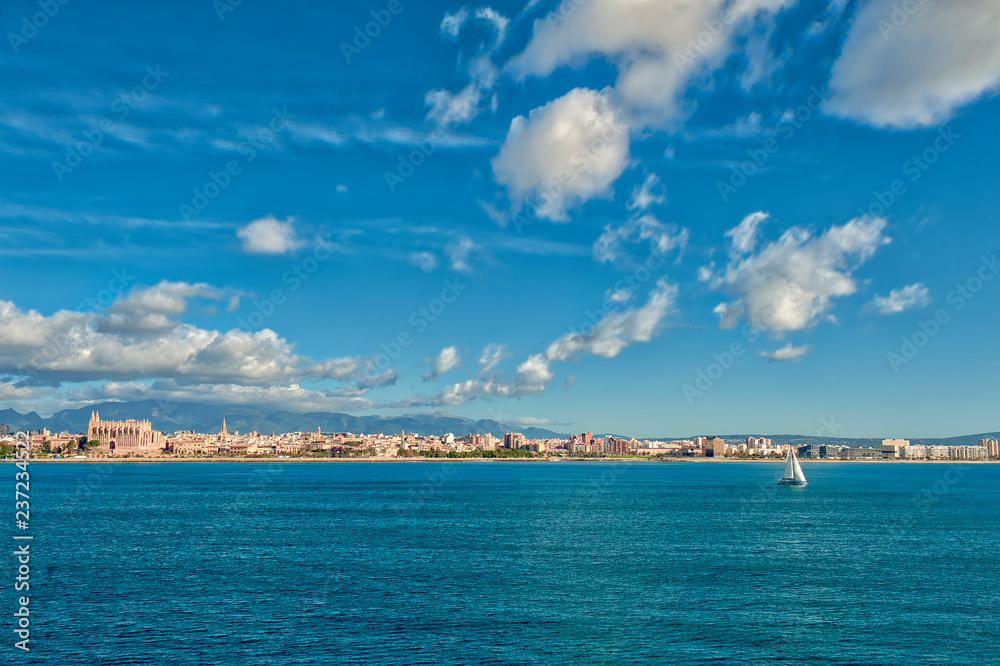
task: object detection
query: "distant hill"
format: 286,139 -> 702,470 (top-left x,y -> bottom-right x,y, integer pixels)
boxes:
645,433 -> 1000,448
0,400 -> 564,439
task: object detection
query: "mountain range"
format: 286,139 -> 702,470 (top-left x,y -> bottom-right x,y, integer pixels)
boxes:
0,400 -> 564,439
0,401 -> 995,447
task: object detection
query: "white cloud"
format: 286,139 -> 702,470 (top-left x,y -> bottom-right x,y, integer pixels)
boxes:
426,85 -> 484,126
236,215 -> 303,255
426,7 -> 509,126
446,236 -> 478,272
708,215 -> 890,332
491,0 -> 798,215
509,0 -> 794,127
72,380 -> 375,414
409,251 -> 438,272
760,342 -> 809,362
627,173 -> 667,212
423,279 -> 677,407
500,415 -> 562,426
477,343 -> 509,374
492,88 -> 630,221
606,288 -> 633,304
423,346 -> 461,382
872,283 -> 930,314
101,281 -> 226,332
726,211 -> 768,257
546,278 -> 677,361
827,0 -> 1000,128
593,213 -> 688,265
476,7 -> 510,44
0,283 -> 395,398
440,7 -> 470,38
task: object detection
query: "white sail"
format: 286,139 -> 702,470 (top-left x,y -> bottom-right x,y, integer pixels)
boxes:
783,449 -> 795,479
791,452 -> 807,485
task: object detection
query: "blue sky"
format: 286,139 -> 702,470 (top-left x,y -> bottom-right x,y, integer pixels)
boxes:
1,0 -> 998,437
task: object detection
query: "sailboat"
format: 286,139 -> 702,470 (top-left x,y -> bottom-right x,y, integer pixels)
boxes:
777,448 -> 807,486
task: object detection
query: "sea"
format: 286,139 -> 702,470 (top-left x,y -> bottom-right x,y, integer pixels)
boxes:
9,460 -> 999,665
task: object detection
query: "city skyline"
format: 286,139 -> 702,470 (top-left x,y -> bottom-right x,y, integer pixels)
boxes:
1,1 -> 998,438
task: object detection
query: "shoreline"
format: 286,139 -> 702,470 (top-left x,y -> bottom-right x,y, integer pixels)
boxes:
20,457 -> 997,464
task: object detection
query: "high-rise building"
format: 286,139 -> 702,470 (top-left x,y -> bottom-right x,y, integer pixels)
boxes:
980,438 -> 999,459
0,423 -> 8,437
503,432 -> 525,449
703,436 -> 726,457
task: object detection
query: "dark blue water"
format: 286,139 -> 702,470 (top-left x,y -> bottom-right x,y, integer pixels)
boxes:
7,461 -> 999,665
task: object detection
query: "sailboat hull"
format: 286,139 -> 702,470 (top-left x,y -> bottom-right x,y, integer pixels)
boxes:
777,478 -> 806,486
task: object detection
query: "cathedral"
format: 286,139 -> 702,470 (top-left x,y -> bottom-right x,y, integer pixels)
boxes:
87,411 -> 166,456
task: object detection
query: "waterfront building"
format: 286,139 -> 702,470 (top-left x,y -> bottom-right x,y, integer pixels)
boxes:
703,436 -> 726,457
880,439 -> 909,459
87,411 -> 165,456
745,436 -> 771,451
980,438 -> 999,459
503,432 -> 525,449
902,444 -> 929,459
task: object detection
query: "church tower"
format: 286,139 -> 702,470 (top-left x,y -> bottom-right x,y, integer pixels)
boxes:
219,419 -> 228,441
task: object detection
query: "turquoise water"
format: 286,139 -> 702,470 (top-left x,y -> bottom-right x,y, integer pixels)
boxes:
10,461 -> 1000,664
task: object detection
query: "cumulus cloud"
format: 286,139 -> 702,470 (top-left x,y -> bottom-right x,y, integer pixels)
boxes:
423,346 -> 461,382
425,279 -> 677,406
101,281 -> 226,332
509,0 -> 794,127
492,88 -> 630,221
0,282 -> 396,402
477,343 -> 509,374
491,0 -> 798,215
237,215 -> 303,254
440,7 -> 470,38
70,380 -> 375,414
427,6 -> 509,125
760,342 -> 810,362
409,251 -> 438,272
726,211 -> 768,257
546,279 -> 677,362
872,282 -> 930,314
707,214 -> 890,332
446,236 -> 478,272
593,214 -> 688,265
475,7 -> 509,44
827,0 -> 1000,128
627,173 -> 667,212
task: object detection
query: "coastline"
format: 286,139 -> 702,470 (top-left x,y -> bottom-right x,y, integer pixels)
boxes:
21,456 -> 997,464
